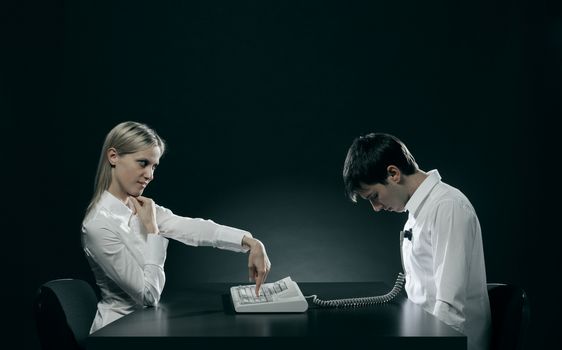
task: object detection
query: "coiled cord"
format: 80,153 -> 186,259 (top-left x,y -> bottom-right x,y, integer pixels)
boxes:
306,272 -> 405,308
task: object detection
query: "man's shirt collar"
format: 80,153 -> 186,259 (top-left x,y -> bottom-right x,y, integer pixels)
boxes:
404,169 -> 441,218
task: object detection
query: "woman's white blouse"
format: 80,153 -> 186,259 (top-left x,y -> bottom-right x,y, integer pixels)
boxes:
82,191 -> 250,333
402,170 -> 491,350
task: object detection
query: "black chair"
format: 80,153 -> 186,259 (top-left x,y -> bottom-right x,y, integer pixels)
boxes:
487,283 -> 530,350
34,279 -> 98,350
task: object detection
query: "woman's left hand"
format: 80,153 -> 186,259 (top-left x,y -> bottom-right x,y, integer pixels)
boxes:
242,236 -> 271,297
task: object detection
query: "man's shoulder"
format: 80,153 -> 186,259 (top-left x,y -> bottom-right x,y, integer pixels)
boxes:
429,181 -> 474,211
432,180 -> 467,200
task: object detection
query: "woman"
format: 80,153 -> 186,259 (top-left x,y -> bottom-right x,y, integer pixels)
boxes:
82,121 -> 271,333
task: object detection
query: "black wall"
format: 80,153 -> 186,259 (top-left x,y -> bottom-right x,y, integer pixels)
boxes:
3,0 -> 559,348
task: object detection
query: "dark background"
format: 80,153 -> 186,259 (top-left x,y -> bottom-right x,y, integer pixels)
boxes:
2,0 -> 560,348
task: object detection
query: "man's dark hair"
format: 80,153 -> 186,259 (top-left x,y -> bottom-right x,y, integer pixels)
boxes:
343,133 -> 418,202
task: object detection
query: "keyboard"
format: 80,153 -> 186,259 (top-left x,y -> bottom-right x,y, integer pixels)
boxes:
230,276 -> 309,313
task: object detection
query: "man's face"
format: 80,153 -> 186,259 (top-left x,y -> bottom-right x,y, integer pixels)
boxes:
356,178 -> 409,213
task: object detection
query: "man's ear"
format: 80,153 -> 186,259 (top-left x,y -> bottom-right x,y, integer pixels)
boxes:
387,165 -> 401,183
107,148 -> 119,167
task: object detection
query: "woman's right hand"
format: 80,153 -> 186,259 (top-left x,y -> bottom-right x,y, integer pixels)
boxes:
129,196 -> 159,234
242,236 -> 271,296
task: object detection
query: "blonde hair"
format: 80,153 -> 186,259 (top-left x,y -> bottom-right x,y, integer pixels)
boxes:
85,121 -> 166,216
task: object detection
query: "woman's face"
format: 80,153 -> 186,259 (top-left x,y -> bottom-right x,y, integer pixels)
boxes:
107,146 -> 162,201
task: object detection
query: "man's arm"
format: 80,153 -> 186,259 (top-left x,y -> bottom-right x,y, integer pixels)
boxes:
430,199 -> 478,333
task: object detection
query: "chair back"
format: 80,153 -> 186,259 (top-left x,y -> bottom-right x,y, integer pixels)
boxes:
34,279 -> 98,350
487,283 -> 530,350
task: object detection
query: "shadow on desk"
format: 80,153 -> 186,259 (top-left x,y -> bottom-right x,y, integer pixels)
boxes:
87,282 -> 466,350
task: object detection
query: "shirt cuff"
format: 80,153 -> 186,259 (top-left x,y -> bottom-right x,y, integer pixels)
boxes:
433,299 -> 465,334
145,234 -> 169,266
216,225 -> 252,253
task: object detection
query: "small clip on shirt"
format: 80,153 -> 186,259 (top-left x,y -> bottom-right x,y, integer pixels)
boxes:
402,229 -> 413,241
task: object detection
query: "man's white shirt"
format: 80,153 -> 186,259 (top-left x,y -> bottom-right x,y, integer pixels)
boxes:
82,191 -> 250,333
402,170 -> 491,350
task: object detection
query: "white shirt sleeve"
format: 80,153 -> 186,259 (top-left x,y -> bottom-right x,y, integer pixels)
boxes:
82,220 -> 169,306
155,205 -> 251,253
430,199 -> 477,334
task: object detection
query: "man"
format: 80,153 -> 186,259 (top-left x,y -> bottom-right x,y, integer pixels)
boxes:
343,132 -> 491,350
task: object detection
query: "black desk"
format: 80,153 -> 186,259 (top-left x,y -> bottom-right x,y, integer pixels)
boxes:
87,282 -> 466,350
